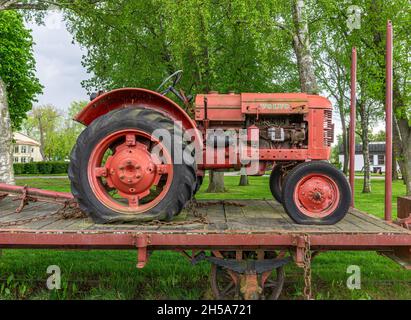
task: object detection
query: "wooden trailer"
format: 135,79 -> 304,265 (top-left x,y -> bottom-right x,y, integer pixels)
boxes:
0,189 -> 410,300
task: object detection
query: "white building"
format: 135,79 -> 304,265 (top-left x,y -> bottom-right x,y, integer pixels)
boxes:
339,142 -> 390,173
13,132 -> 43,163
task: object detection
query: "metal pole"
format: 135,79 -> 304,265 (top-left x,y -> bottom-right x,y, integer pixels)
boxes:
349,47 -> 357,207
385,21 -> 393,222
0,183 -> 73,201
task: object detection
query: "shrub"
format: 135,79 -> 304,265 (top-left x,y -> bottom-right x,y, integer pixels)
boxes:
13,163 -> 24,175
50,161 -> 69,174
36,162 -> 53,174
23,162 -> 38,174
13,161 -> 69,175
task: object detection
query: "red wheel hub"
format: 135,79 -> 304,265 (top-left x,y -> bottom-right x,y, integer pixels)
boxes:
88,130 -> 173,213
293,173 -> 340,218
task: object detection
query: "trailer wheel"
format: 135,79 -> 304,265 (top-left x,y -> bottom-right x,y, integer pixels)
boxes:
69,107 -> 196,223
282,161 -> 351,225
269,165 -> 284,204
210,251 -> 285,300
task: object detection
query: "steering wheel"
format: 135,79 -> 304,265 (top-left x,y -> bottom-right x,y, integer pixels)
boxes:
157,70 -> 185,101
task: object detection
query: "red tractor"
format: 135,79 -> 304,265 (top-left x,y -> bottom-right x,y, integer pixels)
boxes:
69,71 -> 351,225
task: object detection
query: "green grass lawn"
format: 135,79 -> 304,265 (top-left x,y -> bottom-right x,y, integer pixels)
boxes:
0,176 -> 409,300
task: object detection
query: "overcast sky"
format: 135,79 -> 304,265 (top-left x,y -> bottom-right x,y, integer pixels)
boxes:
25,12 -> 89,113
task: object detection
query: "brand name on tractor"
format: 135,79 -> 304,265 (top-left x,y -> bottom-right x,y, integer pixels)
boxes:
259,103 -> 291,110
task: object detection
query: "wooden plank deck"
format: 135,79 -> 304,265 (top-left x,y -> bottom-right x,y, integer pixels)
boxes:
0,196 -> 409,235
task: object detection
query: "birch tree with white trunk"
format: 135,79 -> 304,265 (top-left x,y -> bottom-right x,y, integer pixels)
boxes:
0,79 -> 14,184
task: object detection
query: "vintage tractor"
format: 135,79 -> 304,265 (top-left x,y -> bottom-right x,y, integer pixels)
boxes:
69,71 -> 351,225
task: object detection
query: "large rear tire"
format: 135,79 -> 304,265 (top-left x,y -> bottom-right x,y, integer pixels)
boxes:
69,107 -> 196,224
281,161 -> 351,225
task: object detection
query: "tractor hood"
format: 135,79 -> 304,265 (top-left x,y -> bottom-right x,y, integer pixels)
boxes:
195,92 -> 332,121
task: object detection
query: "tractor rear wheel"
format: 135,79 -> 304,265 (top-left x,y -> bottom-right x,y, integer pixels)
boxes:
69,107 -> 196,224
282,161 -> 351,225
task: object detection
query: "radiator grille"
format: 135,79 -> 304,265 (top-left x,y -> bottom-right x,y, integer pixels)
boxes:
324,110 -> 334,147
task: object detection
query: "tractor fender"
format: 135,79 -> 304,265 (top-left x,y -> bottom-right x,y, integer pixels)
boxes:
75,88 -> 201,141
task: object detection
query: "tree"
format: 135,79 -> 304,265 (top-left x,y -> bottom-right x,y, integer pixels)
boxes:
0,10 -> 42,184
0,1 -> 103,11
23,105 -> 60,160
0,80 -> 14,184
65,0 -> 300,192
22,101 -> 86,161
238,167 -> 249,186
290,0 -> 319,94
312,0 -> 411,194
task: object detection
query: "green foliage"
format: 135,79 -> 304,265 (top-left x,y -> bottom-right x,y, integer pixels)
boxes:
0,11 -> 42,129
50,161 -> 69,174
369,130 -> 386,142
22,101 -> 87,161
23,162 -> 39,174
13,163 -> 24,175
13,161 -> 69,175
65,0 -> 300,96
331,146 -> 342,170
36,161 -> 53,174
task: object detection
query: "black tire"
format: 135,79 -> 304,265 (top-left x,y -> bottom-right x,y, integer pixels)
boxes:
269,165 -> 284,204
69,107 -> 196,224
281,161 -> 351,225
193,175 -> 204,195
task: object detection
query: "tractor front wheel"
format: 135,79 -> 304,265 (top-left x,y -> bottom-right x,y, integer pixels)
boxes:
282,161 -> 351,225
69,107 -> 196,224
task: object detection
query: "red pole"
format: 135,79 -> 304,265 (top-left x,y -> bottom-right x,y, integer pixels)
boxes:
349,47 -> 357,207
385,21 -> 393,222
0,183 -> 73,201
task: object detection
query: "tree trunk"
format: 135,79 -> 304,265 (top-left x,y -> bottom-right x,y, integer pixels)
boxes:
393,117 -> 405,182
37,115 -> 46,160
291,0 -> 319,94
392,150 -> 399,181
393,76 -> 411,195
207,171 -> 225,193
238,167 -> 249,186
339,99 -> 349,175
0,79 -> 15,184
361,138 -> 371,193
403,140 -> 411,195
396,119 -> 411,195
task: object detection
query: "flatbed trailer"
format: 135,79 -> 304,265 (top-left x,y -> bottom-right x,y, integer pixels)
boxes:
0,21 -> 410,300
0,191 -> 410,299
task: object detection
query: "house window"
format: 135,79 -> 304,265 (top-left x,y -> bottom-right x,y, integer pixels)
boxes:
378,155 -> 385,165
31,147 -> 34,153
21,157 -> 27,163
14,157 -> 19,163
369,154 -> 374,165
14,146 -> 19,153
21,146 -> 27,154
30,158 -> 34,162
